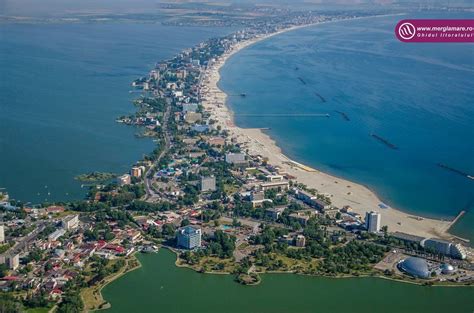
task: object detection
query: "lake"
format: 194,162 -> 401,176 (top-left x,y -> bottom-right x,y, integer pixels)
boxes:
102,249 -> 474,313
0,23 -> 231,204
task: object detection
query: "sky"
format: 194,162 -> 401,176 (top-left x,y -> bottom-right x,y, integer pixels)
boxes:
0,0 -> 472,18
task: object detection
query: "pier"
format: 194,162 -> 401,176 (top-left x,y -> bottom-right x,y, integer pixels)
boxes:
298,77 -> 307,85
371,134 -> 398,150
314,92 -> 326,103
234,113 -> 330,117
335,110 -> 350,121
437,163 -> 474,180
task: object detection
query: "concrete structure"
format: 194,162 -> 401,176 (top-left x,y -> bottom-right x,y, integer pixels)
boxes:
225,153 -> 246,165
8,254 -> 19,270
182,103 -> 198,113
117,174 -> 131,186
62,215 -> 79,230
295,235 -> 306,247
250,191 -> 271,207
177,226 -> 202,250
184,112 -> 202,124
265,174 -> 284,182
451,243 -> 467,260
131,167 -> 143,178
392,232 -> 425,244
265,206 -> 286,220
421,238 -> 467,260
322,207 -> 340,219
440,263 -> 456,275
295,190 -> 331,210
48,229 -> 66,242
289,212 -> 311,226
191,124 -> 210,133
398,257 -> 430,279
260,181 -> 289,192
206,137 -> 225,147
0,225 -> 4,243
201,176 -> 216,192
422,238 -> 451,255
365,211 -> 381,233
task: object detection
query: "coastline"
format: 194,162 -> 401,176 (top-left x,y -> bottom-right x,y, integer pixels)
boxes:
82,253 -> 142,312
164,247 -> 470,288
200,18 -> 457,241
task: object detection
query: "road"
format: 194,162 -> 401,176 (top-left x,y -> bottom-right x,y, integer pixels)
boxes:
144,99 -> 172,201
1,221 -> 48,257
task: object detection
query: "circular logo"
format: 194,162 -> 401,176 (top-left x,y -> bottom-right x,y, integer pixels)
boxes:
398,22 -> 416,40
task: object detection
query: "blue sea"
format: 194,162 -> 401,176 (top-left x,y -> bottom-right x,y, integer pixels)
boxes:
219,13 -> 474,242
0,23 -> 230,204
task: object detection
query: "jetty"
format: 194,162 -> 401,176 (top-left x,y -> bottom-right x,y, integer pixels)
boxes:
335,110 -> 350,121
297,77 -> 306,85
371,134 -> 398,150
314,92 -> 326,103
234,113 -> 330,117
437,163 -> 474,180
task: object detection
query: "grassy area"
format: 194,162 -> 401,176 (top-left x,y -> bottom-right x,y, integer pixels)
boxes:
245,168 -> 260,176
26,307 -> 52,313
177,255 -> 237,274
255,252 -> 319,274
223,183 -> 239,194
237,242 -> 249,250
81,255 -> 141,312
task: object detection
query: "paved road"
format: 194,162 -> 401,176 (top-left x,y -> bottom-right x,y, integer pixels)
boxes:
144,100 -> 172,201
1,221 -> 48,257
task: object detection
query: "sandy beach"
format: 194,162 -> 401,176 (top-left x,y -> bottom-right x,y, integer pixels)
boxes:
200,24 -> 458,240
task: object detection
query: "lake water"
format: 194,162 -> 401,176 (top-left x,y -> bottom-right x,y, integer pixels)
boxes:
102,249 -> 474,313
219,13 -> 474,242
0,23 -> 230,204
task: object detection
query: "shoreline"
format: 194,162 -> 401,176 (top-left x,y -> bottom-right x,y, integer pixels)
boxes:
200,17 -> 459,241
164,247 -> 471,288
82,253 -> 142,312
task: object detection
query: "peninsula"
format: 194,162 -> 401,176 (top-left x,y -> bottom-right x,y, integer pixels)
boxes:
0,11 -> 472,313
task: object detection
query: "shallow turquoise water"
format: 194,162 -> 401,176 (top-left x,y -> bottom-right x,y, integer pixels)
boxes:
219,13 -> 474,241
0,23 -> 230,203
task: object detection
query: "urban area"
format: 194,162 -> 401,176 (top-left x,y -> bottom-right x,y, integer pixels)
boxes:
1,10 -> 473,313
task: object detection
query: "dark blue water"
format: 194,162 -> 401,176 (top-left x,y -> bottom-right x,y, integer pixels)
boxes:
0,23 -> 230,204
219,14 -> 474,241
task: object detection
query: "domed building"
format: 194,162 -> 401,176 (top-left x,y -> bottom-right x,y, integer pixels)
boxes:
440,263 -> 455,275
398,257 -> 430,279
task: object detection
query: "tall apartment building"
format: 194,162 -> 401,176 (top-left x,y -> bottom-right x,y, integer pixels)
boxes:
0,225 -> 4,243
177,226 -> 202,250
200,176 -> 216,192
365,211 -> 381,233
